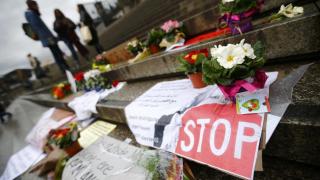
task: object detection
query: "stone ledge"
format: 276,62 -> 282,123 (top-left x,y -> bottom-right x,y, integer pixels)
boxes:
102,13 -> 320,82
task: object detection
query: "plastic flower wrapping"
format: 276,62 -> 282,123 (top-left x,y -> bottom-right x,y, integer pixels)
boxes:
51,82 -> 72,99
74,69 -> 111,92
47,122 -> 80,149
92,54 -> 112,72
203,39 -> 265,86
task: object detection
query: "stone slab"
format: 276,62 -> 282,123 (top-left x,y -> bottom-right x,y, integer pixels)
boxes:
102,12 -> 320,82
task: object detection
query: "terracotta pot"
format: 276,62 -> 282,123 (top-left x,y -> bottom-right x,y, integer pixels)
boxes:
64,141 -> 82,157
188,72 -> 207,89
149,44 -> 160,54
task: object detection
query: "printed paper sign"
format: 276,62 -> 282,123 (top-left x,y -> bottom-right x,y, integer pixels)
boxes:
236,88 -> 271,114
125,74 -> 278,180
176,103 -> 263,179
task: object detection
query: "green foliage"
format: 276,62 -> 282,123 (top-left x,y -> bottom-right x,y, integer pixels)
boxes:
177,53 -> 207,74
144,28 -> 165,46
85,76 -> 111,91
164,27 -> 185,43
219,0 -> 257,14
203,41 -> 265,86
127,42 -> 144,55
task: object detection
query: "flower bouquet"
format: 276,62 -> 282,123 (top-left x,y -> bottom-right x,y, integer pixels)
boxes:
47,122 -> 81,156
52,82 -> 72,99
144,28 -> 165,54
83,69 -> 111,92
203,39 -> 266,100
74,71 -> 85,91
177,49 -> 209,88
159,20 -> 185,49
219,0 -> 264,35
269,4 -> 304,22
92,54 -> 111,72
127,39 -> 144,56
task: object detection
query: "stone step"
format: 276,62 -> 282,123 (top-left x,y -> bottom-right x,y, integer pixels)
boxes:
23,62 -> 320,166
102,11 -> 320,82
100,0 -> 308,49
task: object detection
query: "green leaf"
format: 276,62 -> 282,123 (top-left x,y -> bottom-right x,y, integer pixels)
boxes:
253,41 -> 264,58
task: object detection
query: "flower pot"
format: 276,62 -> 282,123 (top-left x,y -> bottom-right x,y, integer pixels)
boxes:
229,17 -> 253,35
149,44 -> 160,54
188,72 -> 207,89
64,141 -> 82,156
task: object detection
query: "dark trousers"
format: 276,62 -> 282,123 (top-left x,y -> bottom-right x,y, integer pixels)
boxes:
94,42 -> 104,54
74,40 -> 89,58
0,112 -> 12,123
48,45 -> 69,73
63,39 -> 80,65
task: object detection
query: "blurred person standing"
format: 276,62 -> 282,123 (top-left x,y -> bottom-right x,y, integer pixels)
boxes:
53,9 -> 90,68
77,4 -> 104,54
27,53 -> 47,79
25,0 -> 69,73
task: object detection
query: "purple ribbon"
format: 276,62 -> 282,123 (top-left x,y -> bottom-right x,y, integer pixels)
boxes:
218,70 -> 268,99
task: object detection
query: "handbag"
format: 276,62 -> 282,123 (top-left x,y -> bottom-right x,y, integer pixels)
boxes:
80,23 -> 92,44
22,23 -> 39,41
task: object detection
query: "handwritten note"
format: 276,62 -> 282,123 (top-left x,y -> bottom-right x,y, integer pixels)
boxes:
78,121 -> 117,148
62,136 -> 147,180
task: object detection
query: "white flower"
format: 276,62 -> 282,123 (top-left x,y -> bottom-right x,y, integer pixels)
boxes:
278,4 -> 303,18
293,6 -> 304,14
127,40 -> 138,47
222,0 -> 235,4
211,43 -> 246,69
84,69 -> 101,81
239,39 -> 256,59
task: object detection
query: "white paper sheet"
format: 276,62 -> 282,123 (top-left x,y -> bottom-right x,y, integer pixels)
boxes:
68,82 -> 126,120
0,145 -> 45,180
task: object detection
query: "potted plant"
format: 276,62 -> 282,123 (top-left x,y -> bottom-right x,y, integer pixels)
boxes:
144,28 -> 165,54
177,49 -> 209,88
47,122 -> 81,156
219,0 -> 264,35
159,20 -> 186,49
51,82 -> 72,100
127,39 -> 144,56
92,54 -> 112,72
203,39 -> 266,100
83,69 -> 111,92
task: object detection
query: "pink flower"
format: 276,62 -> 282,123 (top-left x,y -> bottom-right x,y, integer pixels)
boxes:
161,20 -> 180,33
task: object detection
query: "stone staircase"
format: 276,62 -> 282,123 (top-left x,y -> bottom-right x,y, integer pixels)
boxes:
24,0 -> 320,179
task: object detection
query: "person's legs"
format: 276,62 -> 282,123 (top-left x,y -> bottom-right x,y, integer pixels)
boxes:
64,40 -> 80,66
94,42 -> 104,54
48,45 -> 70,73
74,40 -> 89,60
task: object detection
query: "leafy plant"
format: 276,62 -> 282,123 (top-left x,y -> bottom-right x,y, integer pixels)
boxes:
144,28 -> 165,47
203,41 -> 265,86
127,40 -> 144,55
219,0 -> 257,14
177,49 -> 209,74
